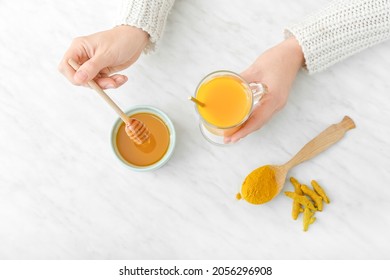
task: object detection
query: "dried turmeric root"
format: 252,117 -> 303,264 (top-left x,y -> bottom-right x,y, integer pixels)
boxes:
303,207 -> 316,232
311,180 -> 330,204
284,192 -> 316,211
301,184 -> 323,211
289,177 -> 303,220
290,177 -> 303,194
292,201 -> 303,220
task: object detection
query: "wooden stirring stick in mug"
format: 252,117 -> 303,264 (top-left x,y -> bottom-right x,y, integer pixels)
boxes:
188,96 -> 205,107
67,59 -> 150,145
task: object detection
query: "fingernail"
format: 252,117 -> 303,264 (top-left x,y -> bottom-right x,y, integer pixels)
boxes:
75,70 -> 88,82
118,76 -> 127,83
104,83 -> 115,89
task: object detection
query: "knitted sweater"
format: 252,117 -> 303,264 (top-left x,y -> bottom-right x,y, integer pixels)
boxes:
285,0 -> 390,73
116,0 -> 175,52
118,0 -> 390,73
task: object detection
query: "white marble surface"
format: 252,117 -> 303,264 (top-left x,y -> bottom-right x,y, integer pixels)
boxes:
1,0 -> 389,259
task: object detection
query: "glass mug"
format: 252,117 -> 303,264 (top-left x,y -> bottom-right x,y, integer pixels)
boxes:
193,70 -> 268,145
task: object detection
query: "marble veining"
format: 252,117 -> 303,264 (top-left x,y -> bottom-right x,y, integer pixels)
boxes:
0,0 -> 389,259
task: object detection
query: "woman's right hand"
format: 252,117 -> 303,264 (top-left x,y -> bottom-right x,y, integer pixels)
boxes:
58,25 -> 149,89
225,37 -> 304,143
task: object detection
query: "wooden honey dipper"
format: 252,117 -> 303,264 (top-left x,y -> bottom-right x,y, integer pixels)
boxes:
68,59 -> 150,145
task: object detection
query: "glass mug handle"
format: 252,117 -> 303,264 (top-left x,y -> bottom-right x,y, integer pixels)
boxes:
249,82 -> 268,104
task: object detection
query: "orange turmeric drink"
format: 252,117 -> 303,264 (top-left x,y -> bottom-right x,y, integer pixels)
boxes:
193,70 -> 267,144
196,75 -> 251,128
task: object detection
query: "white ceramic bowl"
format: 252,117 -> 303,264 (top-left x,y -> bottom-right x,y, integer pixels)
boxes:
111,105 -> 176,171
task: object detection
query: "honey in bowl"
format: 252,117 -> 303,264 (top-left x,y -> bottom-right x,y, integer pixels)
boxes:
113,109 -> 173,169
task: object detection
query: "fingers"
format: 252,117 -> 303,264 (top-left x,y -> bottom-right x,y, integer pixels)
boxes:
58,37 -> 111,86
223,67 -> 281,143
224,95 -> 277,144
59,47 -> 127,90
240,67 -> 263,85
73,55 -> 108,84
58,37 -> 88,85
95,74 -> 128,89
223,69 -> 267,144
58,54 -> 80,85
59,52 -> 117,87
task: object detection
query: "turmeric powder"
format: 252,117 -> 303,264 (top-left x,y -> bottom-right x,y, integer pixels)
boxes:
236,165 -> 277,204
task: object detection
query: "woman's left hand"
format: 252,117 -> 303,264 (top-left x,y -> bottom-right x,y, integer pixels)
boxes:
224,37 -> 305,143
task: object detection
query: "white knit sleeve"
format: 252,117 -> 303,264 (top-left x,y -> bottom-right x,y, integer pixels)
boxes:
116,0 -> 175,52
285,0 -> 390,74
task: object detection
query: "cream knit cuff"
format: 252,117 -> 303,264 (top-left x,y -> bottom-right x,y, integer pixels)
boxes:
116,0 -> 175,53
285,0 -> 390,74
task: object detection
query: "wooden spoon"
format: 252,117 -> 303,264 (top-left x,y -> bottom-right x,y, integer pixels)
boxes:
242,116 -> 356,204
67,59 -> 150,145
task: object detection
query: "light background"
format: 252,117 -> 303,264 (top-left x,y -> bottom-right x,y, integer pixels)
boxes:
0,0 -> 389,259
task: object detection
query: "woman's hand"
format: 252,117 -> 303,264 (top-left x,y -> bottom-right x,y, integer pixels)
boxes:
225,37 -> 305,143
58,25 -> 149,89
